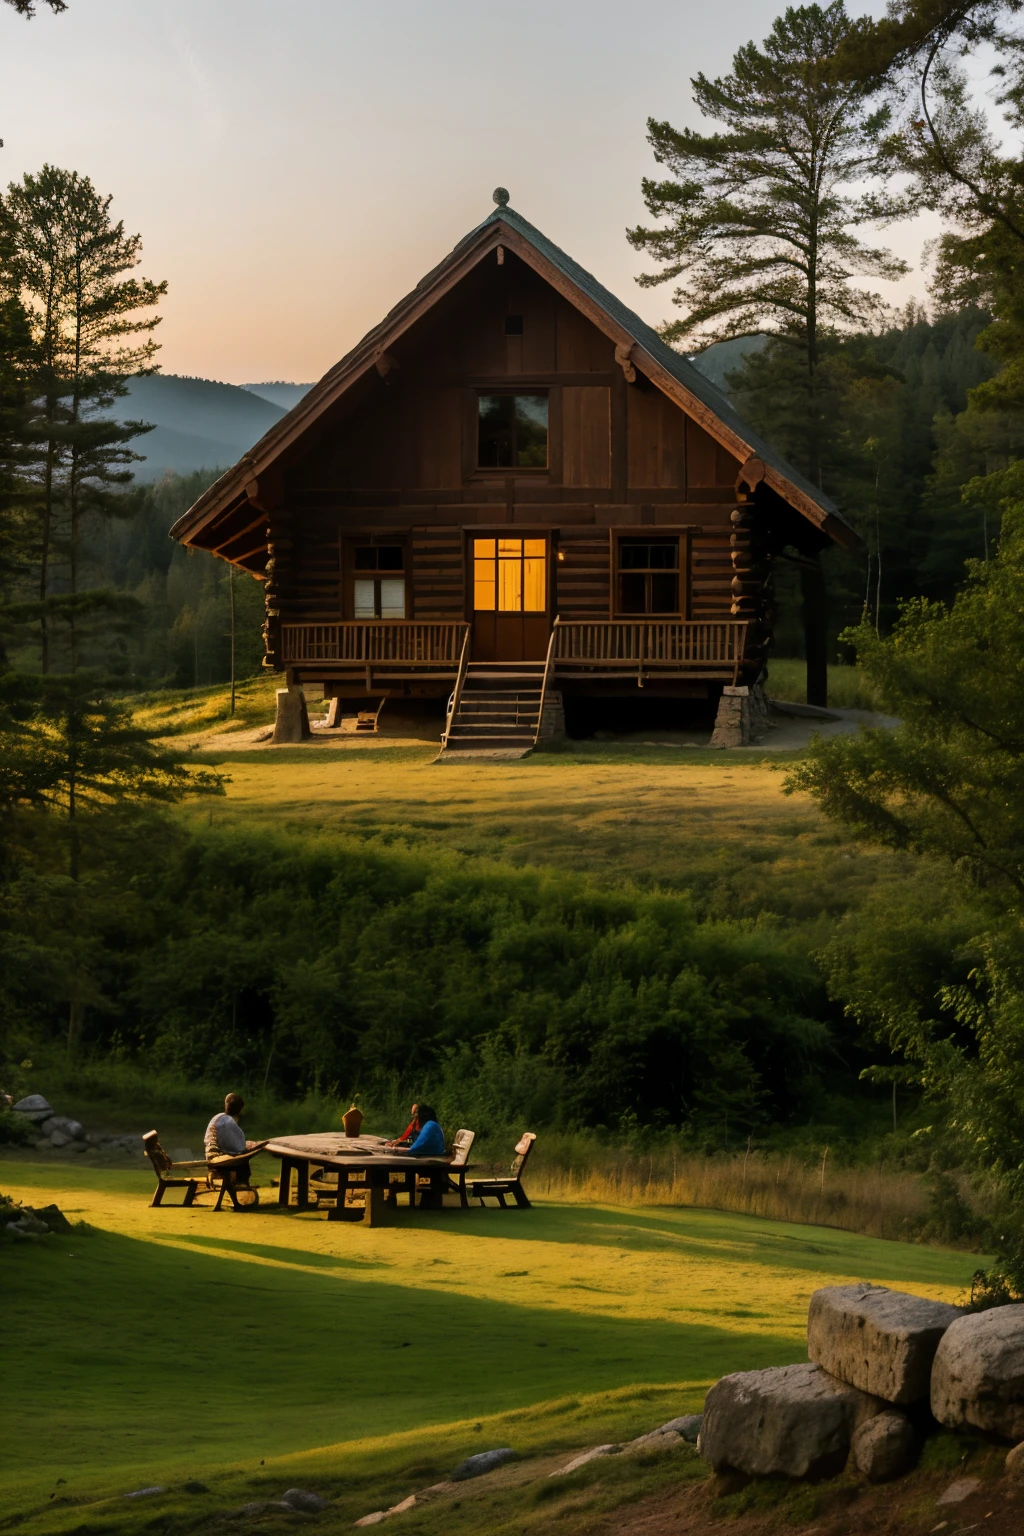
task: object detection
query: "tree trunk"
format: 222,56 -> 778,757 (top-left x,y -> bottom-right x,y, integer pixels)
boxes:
800,556 -> 828,708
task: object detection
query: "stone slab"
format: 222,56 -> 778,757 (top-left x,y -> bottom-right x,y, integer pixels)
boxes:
698,1361 -> 884,1479
850,1410 -> 916,1482
808,1284 -> 961,1404
931,1305 -> 1024,1440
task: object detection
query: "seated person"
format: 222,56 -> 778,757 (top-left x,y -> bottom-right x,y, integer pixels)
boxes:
385,1103 -> 419,1149
402,1103 -> 445,1157
204,1092 -> 257,1165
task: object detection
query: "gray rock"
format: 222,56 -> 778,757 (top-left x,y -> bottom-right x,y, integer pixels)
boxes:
807,1284 -> 961,1405
850,1410 -> 916,1481
931,1305 -> 1024,1440
13,1094 -> 51,1115
698,1361 -> 884,1479
623,1429 -> 684,1454
6,1214 -> 52,1237
936,1476 -> 982,1505
550,1445 -> 619,1476
280,1488 -> 328,1512
49,1130 -> 74,1148
41,1116 -> 85,1139
452,1447 -> 516,1481
123,1486 -> 165,1499
657,1414 -> 702,1442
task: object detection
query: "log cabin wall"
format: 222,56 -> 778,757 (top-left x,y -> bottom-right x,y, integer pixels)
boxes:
277,250 -> 753,683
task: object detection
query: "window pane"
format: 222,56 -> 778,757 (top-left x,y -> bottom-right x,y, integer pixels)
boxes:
379,579 -> 406,619
354,579 -> 376,619
474,540 -> 496,610
377,546 -> 404,571
498,550 -> 522,611
498,537 -> 522,555
619,542 -> 649,570
478,395 -> 515,467
650,573 -> 679,613
523,557 -> 546,611
619,573 -> 647,613
514,394 -> 548,467
354,548 -> 377,571
474,539 -> 496,559
648,540 -> 679,569
523,538 -> 546,558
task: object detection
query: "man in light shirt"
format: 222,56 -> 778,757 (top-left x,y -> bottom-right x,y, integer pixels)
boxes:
204,1092 -> 256,1162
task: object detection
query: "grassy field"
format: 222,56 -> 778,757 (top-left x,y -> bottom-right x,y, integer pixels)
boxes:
185,741 -> 914,923
0,1158 -> 979,1532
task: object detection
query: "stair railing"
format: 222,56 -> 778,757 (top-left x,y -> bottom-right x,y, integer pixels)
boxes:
440,627 -> 471,751
534,617 -> 560,748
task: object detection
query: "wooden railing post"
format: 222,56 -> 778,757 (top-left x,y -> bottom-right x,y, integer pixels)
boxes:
440,626 -> 471,751
535,618 -> 560,747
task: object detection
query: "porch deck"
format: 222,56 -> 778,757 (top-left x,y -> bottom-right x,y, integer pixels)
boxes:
281,619 -> 748,689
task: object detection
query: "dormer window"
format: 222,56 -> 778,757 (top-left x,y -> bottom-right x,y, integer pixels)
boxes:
478,392 -> 548,468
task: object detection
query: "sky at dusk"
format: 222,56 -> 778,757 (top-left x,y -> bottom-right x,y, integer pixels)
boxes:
0,0 -> 937,386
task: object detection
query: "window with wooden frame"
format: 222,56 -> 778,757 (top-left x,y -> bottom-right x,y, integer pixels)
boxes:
477,392 -> 548,469
615,536 -> 683,616
473,537 -> 547,612
352,544 -> 406,619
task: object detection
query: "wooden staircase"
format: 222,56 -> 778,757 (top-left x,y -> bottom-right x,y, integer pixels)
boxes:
439,662 -> 547,757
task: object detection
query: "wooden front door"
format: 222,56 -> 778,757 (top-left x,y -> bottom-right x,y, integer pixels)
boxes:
471,535 -> 550,662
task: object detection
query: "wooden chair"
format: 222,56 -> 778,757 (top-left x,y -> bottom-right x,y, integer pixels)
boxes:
143,1131 -> 203,1207
446,1128 -> 476,1208
467,1132 -> 536,1209
142,1131 -> 260,1211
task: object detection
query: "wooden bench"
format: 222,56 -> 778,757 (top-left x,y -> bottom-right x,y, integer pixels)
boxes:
143,1131 -> 262,1210
467,1132 -> 536,1209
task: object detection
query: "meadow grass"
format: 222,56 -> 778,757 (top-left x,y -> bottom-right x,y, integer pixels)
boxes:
765,658 -> 883,711
0,1157 -> 979,1529
185,740 -> 912,920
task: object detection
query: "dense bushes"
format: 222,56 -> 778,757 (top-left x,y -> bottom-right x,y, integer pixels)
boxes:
1,817 -> 846,1139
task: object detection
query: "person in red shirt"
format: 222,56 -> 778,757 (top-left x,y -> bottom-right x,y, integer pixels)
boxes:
386,1104 -> 419,1149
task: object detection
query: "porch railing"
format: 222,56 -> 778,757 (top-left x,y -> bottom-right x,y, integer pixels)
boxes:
281,621 -> 469,665
553,620 -> 748,683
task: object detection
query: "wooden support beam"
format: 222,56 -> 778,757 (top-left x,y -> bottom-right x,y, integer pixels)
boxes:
800,554 -> 828,708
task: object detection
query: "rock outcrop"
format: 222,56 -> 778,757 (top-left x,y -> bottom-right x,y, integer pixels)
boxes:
849,1410 -> 917,1482
698,1361 -> 884,1479
931,1306 -> 1024,1440
808,1284 -> 961,1404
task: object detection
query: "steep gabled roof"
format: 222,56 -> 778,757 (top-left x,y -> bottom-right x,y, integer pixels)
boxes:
171,200 -> 859,552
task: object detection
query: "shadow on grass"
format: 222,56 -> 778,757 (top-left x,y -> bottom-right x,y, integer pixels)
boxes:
2,1222 -> 789,1496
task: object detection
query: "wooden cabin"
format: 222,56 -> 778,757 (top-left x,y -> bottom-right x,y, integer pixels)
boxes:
171,191 -> 858,749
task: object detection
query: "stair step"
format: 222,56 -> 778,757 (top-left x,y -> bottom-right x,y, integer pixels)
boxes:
444,733 -> 536,748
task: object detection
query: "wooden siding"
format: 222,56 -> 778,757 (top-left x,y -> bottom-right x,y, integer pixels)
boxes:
411,527 -> 464,620
562,387 -> 611,488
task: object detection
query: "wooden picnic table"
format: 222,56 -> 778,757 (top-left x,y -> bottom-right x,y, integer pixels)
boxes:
265,1133 -> 474,1225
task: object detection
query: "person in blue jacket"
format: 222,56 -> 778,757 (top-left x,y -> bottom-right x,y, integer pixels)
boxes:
404,1103 -> 445,1156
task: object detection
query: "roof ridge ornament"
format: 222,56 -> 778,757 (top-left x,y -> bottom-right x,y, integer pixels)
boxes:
492,187 -> 510,208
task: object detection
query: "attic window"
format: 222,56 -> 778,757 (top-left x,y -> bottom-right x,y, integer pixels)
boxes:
504,314 -> 524,336
478,392 -> 548,469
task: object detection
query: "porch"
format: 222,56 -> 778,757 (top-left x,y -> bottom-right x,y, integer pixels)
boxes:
280,619 -> 749,690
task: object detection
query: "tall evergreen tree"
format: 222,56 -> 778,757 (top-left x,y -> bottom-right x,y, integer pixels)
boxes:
3,166 -> 165,670
629,1 -> 908,485
629,1 -> 907,485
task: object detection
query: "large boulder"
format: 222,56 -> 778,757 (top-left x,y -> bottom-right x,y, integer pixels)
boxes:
849,1410 -> 916,1482
931,1305 -> 1024,1440
698,1362 -> 884,1479
12,1094 -> 52,1122
808,1284 -> 961,1405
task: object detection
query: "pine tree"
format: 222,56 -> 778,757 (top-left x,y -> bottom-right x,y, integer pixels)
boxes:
628,1 -> 908,485
3,166 -> 166,670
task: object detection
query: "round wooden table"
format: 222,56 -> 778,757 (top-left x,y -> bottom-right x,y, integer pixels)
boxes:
265,1133 -> 471,1225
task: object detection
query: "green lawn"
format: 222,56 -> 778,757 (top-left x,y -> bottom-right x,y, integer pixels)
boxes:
0,1159 -> 979,1531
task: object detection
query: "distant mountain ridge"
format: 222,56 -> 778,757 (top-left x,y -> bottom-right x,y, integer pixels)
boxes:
109,374 -> 314,482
